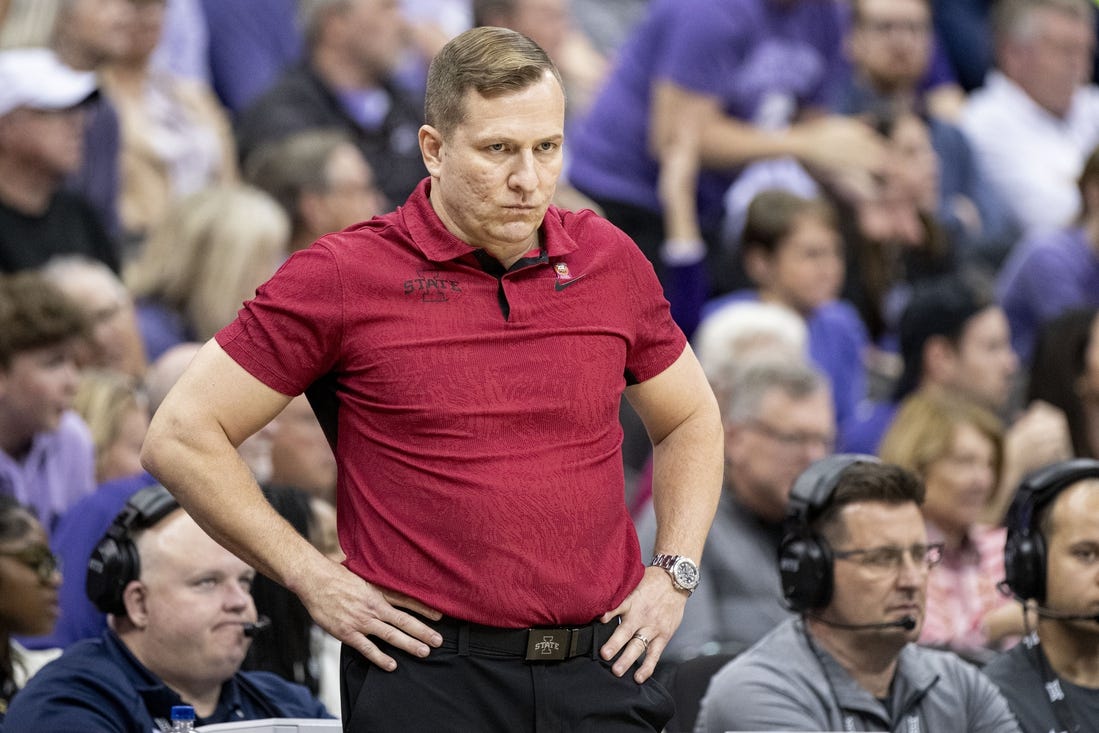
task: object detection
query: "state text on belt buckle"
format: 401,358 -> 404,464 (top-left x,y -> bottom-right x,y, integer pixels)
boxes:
525,628 -> 572,661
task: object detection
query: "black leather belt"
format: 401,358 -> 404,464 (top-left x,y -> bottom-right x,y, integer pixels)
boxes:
428,615 -> 620,662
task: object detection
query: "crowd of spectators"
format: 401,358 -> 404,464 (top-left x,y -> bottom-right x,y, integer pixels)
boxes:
2,0 -> 1099,729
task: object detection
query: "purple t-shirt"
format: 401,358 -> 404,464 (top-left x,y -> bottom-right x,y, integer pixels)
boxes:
997,227 -> 1099,362
567,0 -> 846,229
0,411 -> 96,531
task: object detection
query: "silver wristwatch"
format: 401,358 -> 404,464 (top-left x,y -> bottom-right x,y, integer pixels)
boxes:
650,554 -> 700,595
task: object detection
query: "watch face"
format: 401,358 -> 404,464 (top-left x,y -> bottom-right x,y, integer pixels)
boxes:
672,558 -> 699,590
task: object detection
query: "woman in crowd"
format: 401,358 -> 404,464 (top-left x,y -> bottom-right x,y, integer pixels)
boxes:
100,0 -> 238,245
73,369 -> 150,485
703,189 -> 869,433
124,184 -> 289,361
0,495 -> 63,719
842,111 -> 955,353
1027,307 -> 1099,460
878,389 -> 1024,661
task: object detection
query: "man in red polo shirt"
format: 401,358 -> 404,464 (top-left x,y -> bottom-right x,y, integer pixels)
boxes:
142,26 -> 723,731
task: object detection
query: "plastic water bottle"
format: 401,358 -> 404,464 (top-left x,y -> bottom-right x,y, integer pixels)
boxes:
170,705 -> 196,732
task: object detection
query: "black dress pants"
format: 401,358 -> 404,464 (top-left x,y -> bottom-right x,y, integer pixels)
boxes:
340,619 -> 674,732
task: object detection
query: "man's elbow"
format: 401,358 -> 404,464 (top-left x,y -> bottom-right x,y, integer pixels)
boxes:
140,409 -> 185,479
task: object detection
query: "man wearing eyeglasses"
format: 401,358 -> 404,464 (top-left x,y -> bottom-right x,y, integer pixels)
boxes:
695,459 -> 1019,732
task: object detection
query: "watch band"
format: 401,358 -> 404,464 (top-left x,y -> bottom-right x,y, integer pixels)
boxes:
650,554 -> 679,572
650,553 -> 699,594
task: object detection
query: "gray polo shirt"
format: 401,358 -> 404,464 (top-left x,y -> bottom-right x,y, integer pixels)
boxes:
695,617 -> 1020,733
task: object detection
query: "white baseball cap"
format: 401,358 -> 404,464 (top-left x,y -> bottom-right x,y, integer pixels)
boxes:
0,47 -> 98,118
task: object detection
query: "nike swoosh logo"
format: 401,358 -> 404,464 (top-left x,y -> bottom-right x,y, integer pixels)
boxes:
554,274 -> 588,292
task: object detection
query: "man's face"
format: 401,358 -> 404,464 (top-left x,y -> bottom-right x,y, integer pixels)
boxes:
762,213 -> 844,315
921,422 -> 997,538
132,512 -> 258,687
121,0 -> 167,64
270,395 -> 337,502
821,501 -> 929,638
307,143 -> 386,239
849,0 -> 933,92
52,267 -> 143,375
0,342 -> 81,439
727,386 -> 835,523
0,106 -> 86,177
59,0 -> 134,66
421,71 -> 565,255
1043,480 -> 1099,636
943,306 -> 1018,411
342,0 -> 408,77
1004,7 -> 1095,118
507,0 -> 570,59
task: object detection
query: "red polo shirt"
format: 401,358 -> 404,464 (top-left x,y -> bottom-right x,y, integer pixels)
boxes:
217,179 -> 686,626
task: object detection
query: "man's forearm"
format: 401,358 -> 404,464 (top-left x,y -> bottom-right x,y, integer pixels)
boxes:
649,405 -> 723,562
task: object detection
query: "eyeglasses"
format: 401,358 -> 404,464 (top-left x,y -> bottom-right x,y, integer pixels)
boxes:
833,543 -> 944,573
0,545 -> 61,583
860,19 -> 930,37
744,419 -> 835,453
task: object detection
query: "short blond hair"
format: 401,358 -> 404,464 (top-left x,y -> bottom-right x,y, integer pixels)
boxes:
878,390 -> 1004,480
425,26 -> 563,136
74,368 -> 147,482
124,185 -> 289,341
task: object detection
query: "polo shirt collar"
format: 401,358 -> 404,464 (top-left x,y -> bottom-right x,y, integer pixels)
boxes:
799,620 -> 939,722
400,178 -> 579,264
103,630 -> 245,726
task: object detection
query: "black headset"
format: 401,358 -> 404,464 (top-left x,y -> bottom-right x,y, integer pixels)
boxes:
86,484 -> 181,616
778,454 -> 881,612
1003,458 -> 1099,604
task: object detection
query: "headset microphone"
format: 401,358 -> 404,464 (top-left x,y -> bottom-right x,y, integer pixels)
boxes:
995,581 -> 1099,624
242,616 -> 272,637
1032,606 -> 1099,623
807,613 -> 917,632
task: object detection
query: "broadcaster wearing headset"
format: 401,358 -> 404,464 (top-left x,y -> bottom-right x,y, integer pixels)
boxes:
985,458 -> 1099,733
695,455 -> 1019,732
5,485 -> 331,731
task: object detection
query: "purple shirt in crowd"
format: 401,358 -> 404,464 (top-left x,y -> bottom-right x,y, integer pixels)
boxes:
567,0 -> 846,230
997,227 -> 1099,362
0,410 -> 96,531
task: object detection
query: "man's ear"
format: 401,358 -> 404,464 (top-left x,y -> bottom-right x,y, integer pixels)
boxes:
419,124 -> 444,178
121,580 -> 150,629
742,246 -> 771,287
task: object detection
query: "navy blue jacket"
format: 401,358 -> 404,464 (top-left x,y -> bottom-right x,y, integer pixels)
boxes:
4,631 -> 331,731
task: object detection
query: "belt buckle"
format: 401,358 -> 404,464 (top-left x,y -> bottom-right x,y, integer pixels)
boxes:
525,628 -> 570,661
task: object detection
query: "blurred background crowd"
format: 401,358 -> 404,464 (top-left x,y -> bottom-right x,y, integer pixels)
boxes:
1,0 -> 1099,721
